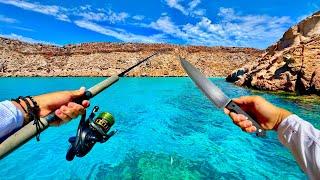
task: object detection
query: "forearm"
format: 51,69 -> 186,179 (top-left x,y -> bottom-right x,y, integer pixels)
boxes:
277,115 -> 320,179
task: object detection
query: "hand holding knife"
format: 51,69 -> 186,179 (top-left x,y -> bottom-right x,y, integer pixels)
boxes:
180,58 -> 266,137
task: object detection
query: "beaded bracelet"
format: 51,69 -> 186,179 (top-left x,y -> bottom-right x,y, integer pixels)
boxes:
11,96 -> 43,141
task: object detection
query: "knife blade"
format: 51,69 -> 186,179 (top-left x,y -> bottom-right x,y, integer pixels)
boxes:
180,58 -> 266,137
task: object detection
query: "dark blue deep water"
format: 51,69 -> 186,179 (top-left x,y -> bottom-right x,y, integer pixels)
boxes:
0,77 -> 319,179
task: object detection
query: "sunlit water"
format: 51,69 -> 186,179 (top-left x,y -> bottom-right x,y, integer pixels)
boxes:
0,77 -> 319,179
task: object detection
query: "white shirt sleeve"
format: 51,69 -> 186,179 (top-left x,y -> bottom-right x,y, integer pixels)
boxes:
277,114 -> 320,179
0,100 -> 24,139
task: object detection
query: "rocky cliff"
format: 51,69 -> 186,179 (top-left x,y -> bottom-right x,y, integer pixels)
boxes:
0,38 -> 261,77
227,11 -> 320,95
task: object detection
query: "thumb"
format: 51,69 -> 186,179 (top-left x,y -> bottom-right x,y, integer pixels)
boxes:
70,87 -> 86,99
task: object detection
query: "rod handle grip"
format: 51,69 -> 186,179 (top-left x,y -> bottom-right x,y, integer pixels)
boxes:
226,100 -> 266,137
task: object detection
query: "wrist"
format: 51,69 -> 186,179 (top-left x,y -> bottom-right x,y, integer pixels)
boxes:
11,97 -> 41,125
11,98 -> 34,125
274,108 -> 292,130
32,96 -> 47,117
11,101 -> 28,122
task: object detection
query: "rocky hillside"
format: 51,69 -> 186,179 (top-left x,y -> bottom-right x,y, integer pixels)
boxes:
0,38 -> 261,77
227,11 -> 320,95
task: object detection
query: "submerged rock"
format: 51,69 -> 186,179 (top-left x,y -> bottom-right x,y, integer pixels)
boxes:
88,151 -> 241,179
227,11 -> 320,96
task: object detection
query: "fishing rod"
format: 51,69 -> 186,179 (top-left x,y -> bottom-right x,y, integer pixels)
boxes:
0,52 -> 159,159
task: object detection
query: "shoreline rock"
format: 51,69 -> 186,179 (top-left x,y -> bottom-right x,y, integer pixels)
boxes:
310,68 -> 320,95
227,11 -> 320,96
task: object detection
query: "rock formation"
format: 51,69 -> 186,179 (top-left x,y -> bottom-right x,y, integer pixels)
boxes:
0,38 -> 261,77
310,67 -> 320,94
227,11 -> 320,95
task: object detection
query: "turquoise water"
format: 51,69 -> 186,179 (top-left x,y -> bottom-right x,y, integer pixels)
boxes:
0,77 -> 319,179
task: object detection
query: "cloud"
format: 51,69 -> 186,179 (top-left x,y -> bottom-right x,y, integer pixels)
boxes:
0,1 -> 133,24
77,10 -> 129,23
148,8 -> 292,48
9,26 -> 34,32
74,20 -> 166,43
161,12 -> 168,16
166,0 -> 188,15
132,15 -> 145,21
0,14 -> 17,23
188,0 -> 201,9
149,16 -> 186,39
192,9 -> 205,16
0,1 -> 293,48
215,7 -> 292,42
77,11 -> 107,22
0,1 -> 165,43
149,16 -> 225,45
106,11 -> 129,23
0,0 -> 70,22
164,0 -> 205,16
0,33 -> 59,45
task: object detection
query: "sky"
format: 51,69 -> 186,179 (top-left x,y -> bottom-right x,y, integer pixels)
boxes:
0,0 -> 319,49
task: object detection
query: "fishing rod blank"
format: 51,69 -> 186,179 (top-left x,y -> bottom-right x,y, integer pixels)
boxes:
0,52 -> 159,159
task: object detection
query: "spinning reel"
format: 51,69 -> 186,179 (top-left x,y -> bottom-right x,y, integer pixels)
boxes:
66,106 -> 117,161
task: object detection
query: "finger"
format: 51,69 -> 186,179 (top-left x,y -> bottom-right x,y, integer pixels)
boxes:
233,96 -> 256,105
70,87 -> 86,99
245,126 -> 257,133
237,114 -> 248,121
229,112 -> 247,124
224,108 -> 230,115
61,104 -> 79,119
68,102 -> 85,116
238,120 -> 253,129
55,108 -> 71,122
82,100 -> 90,108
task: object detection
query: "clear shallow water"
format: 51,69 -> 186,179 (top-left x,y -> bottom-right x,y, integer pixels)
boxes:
0,77 -> 319,179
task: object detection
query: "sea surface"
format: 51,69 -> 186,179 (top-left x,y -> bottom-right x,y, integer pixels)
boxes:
0,77 -> 319,180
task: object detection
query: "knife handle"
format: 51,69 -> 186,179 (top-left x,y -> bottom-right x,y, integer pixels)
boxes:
226,101 -> 266,137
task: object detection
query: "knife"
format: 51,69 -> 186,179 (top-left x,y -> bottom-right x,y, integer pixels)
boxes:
180,58 -> 266,137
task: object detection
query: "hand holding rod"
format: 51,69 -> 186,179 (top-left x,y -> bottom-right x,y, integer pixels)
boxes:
46,51 -> 159,123
46,75 -> 120,123
0,52 -> 159,159
0,75 -> 119,159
